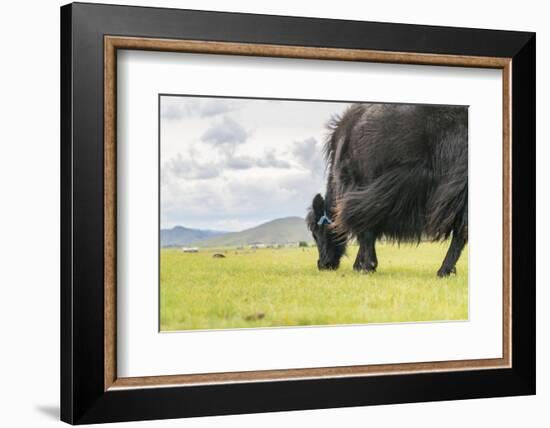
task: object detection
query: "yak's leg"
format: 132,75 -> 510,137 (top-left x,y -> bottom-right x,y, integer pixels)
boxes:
437,227 -> 467,277
353,243 -> 366,271
353,231 -> 378,273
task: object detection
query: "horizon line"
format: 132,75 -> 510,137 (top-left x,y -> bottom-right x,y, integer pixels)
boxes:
161,215 -> 307,233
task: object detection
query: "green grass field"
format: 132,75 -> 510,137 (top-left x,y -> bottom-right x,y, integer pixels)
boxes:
160,242 -> 468,331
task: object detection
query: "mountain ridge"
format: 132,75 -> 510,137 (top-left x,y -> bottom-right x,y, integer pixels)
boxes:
190,216 -> 311,248
160,225 -> 227,247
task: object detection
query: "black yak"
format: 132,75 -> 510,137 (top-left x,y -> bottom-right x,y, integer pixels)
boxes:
306,103 -> 468,277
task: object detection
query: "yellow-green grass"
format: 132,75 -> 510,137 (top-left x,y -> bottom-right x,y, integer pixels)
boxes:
160,242 -> 468,331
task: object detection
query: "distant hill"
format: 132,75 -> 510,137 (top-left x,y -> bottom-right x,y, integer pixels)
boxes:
160,226 -> 227,247
192,216 -> 311,248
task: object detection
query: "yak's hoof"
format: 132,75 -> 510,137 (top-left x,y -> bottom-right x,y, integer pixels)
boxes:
437,266 -> 457,277
354,261 -> 377,274
357,267 -> 376,274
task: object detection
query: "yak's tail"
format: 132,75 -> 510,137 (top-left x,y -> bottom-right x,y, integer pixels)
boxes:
333,163 -> 435,243
426,162 -> 468,241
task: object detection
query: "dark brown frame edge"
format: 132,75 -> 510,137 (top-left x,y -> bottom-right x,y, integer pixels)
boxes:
61,2 -> 536,424
104,36 -> 512,391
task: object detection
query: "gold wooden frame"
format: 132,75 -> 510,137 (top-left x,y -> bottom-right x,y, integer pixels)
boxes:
104,36 -> 512,391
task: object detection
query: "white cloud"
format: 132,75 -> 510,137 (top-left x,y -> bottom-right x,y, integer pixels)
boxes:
225,150 -> 291,170
292,137 -> 326,175
201,116 -> 248,145
164,153 -> 220,180
160,96 -> 351,230
160,97 -> 241,120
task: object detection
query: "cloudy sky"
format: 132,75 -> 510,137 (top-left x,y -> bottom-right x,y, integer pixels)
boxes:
160,96 -> 351,231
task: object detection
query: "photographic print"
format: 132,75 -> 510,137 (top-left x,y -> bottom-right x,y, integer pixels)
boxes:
159,95 -> 468,331
62,7 -> 534,422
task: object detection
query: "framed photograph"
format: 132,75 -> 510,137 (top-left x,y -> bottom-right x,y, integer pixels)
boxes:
61,2 -> 535,424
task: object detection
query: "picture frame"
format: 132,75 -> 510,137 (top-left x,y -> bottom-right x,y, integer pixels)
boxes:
60,2 -> 535,424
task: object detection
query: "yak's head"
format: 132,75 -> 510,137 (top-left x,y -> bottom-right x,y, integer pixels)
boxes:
306,193 -> 346,270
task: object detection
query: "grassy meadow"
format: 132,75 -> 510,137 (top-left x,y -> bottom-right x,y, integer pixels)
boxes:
160,242 -> 468,331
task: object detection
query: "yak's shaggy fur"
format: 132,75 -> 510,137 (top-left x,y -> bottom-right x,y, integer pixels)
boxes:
307,103 -> 468,277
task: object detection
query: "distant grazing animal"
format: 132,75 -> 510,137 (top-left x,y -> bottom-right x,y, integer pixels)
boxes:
306,103 -> 468,277
212,253 -> 226,258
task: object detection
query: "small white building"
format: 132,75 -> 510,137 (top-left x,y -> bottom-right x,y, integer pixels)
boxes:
181,247 -> 199,253
250,244 -> 267,249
